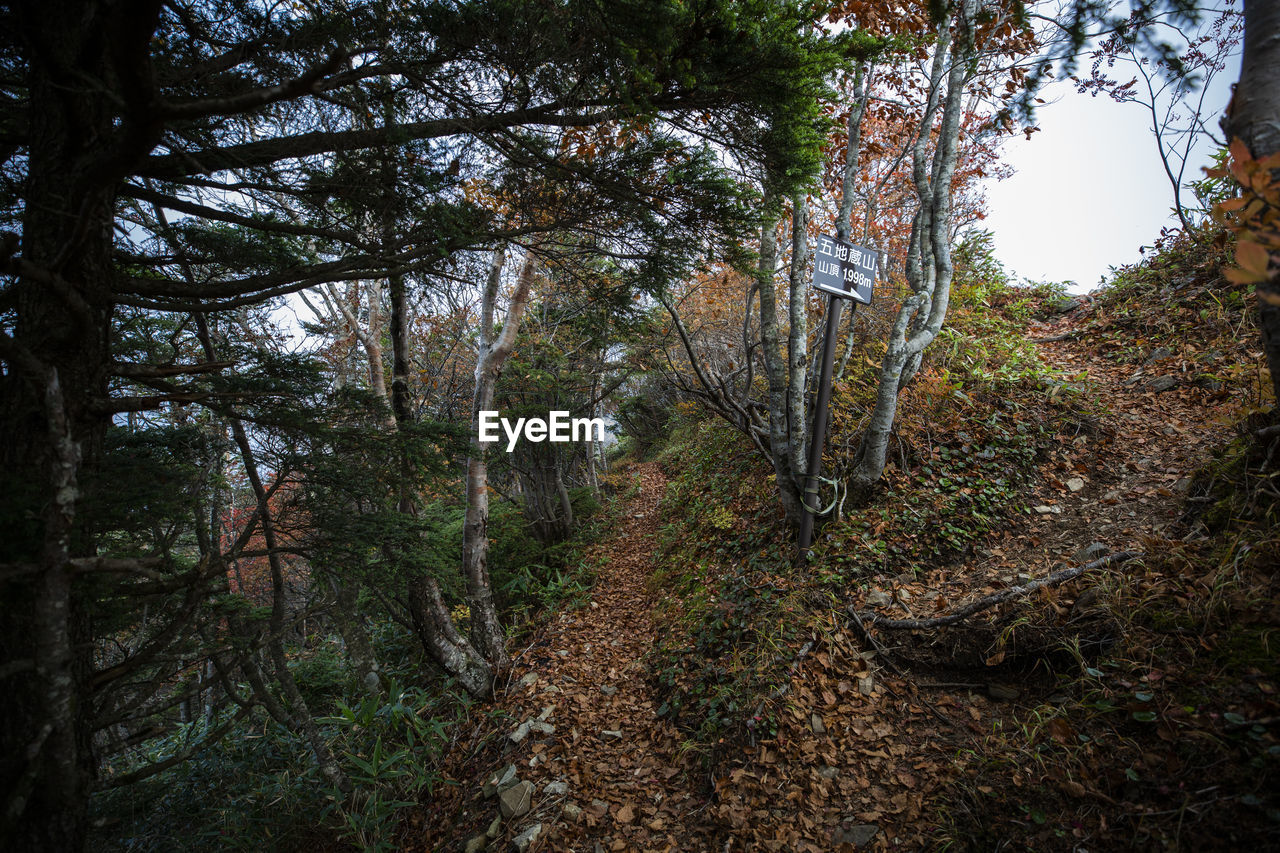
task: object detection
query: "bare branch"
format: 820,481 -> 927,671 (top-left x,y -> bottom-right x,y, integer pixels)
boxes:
859,552 -> 1144,631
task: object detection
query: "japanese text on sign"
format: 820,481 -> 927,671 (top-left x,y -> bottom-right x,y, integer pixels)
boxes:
812,234 -> 875,304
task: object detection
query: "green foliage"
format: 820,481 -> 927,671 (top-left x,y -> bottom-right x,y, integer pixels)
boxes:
649,419 -> 803,755
320,679 -> 464,852
488,489 -> 604,617
90,624 -> 465,853
91,708 -> 328,852
644,236 -> 1095,760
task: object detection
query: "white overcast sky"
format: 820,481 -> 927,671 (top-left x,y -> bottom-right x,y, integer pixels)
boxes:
983,52 -> 1240,294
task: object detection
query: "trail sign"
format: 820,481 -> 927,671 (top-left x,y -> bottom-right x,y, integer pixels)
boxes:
813,234 -> 876,304
798,232 -> 877,563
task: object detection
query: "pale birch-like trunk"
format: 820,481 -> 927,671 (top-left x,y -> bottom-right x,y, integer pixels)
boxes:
850,2 -> 974,495
756,198 -> 807,523
787,194 -> 810,485
461,245 -> 538,673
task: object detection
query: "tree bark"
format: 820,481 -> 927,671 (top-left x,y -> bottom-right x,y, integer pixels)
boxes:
461,246 -> 536,672
757,204 -> 806,523
850,3 -> 972,497
787,194 -> 810,484
1,3 -> 162,846
1226,0 -> 1280,405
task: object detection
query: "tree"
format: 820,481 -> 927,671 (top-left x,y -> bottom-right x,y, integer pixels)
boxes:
659,0 -> 1036,527
1074,3 -> 1243,230
0,2 -> 844,846
1221,0 -> 1280,404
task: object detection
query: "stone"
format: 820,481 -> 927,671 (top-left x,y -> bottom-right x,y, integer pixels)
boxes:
865,590 -> 892,607
544,780 -> 568,797
1147,375 -> 1178,393
1048,296 -> 1080,314
508,721 -> 531,744
499,780 -> 534,819
465,834 -> 488,853
1073,542 -> 1109,564
858,676 -> 875,696
1034,505 -> 1061,514
487,816 -> 503,839
511,823 -> 542,853
1066,477 -> 1085,493
528,720 -> 555,736
1194,374 -> 1224,391
832,823 -> 880,846
811,713 -> 826,735
1144,347 -> 1173,364
518,672 -> 539,688
1070,587 -> 1102,617
484,764 -> 518,798
819,765 -> 840,780
562,802 -> 582,821
600,729 -> 623,740
538,705 -> 555,721
1172,477 -> 1193,494
988,684 -> 1020,701
895,588 -> 911,603
599,685 -> 618,696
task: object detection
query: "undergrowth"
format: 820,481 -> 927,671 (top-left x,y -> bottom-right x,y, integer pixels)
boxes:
1081,227 -> 1272,406
644,246 -> 1091,766
933,229 -> 1280,851
90,490 -> 615,853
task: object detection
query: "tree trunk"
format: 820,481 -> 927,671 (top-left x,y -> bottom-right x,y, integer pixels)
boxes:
757,203 -> 806,523
462,246 -> 536,672
0,3 -> 162,846
787,194 -> 810,482
850,4 -> 972,497
407,578 -> 494,697
1226,0 -> 1280,404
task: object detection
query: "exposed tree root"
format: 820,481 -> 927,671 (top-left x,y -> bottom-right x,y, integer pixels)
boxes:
856,552 -> 1144,631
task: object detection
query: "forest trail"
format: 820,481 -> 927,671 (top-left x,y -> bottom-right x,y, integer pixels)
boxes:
419,462 -> 721,852
417,303 -> 1254,853
1004,302 -> 1241,576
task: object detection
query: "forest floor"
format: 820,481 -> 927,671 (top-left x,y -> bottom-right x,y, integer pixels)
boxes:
411,301 -> 1277,851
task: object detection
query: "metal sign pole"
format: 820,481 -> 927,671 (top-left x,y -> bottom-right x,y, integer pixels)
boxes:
796,293 -> 852,562
798,232 -> 874,563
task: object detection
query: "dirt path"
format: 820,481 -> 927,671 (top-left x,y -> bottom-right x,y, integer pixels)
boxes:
420,308 -> 1251,852
1008,308 -> 1240,572
426,462 -> 717,852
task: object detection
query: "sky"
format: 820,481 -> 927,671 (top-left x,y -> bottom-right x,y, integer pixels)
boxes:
982,52 -> 1240,294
